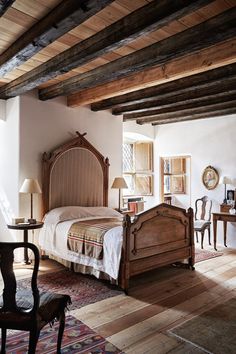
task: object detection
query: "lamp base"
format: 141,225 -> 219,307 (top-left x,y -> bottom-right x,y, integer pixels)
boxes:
223,198 -> 227,204
28,218 -> 36,224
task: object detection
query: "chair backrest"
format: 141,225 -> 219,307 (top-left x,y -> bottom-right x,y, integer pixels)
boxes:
0,242 -> 40,315
195,196 -> 212,221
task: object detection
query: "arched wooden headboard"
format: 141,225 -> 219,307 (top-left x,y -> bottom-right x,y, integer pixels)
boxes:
42,132 -> 109,215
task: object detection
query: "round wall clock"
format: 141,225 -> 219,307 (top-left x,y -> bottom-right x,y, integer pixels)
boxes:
202,165 -> 219,190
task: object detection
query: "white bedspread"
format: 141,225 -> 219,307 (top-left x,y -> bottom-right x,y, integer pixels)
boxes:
38,216 -> 123,280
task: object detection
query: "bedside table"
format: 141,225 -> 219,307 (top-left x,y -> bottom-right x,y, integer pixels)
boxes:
7,222 -> 44,264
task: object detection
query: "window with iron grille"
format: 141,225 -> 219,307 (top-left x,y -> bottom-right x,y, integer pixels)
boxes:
123,142 -> 153,196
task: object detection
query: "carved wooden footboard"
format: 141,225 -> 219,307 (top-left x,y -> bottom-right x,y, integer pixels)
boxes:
119,203 -> 194,292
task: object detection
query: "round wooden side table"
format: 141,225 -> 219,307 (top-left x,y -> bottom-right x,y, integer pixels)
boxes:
7,222 -> 44,264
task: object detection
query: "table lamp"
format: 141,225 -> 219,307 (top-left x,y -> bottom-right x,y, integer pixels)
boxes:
111,177 -> 128,211
19,178 -> 42,223
219,176 -> 231,204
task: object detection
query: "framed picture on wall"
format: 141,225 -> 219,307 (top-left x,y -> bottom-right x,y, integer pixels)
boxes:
171,175 -> 185,194
227,190 -> 235,201
202,165 -> 219,190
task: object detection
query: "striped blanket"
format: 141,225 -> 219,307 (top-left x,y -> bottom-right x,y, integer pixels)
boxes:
67,218 -> 122,259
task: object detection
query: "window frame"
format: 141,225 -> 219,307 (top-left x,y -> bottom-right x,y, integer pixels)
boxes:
123,141 -> 153,196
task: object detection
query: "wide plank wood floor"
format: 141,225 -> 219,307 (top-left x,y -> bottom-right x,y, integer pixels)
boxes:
72,244 -> 236,353
1,244 -> 235,353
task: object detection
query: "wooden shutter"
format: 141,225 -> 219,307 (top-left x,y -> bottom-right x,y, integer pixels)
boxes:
134,142 -> 153,172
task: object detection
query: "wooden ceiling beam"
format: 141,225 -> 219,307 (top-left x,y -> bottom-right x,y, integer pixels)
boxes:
123,92 -> 236,120
39,7 -> 236,101
0,0 -> 15,17
0,0 -> 213,98
114,77 -> 236,116
0,0 -> 114,77
150,108 -> 236,126
92,63 -> 236,112
68,38 -> 236,107
134,100 -> 236,125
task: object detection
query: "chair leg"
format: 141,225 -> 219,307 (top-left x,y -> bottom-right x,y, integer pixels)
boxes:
28,329 -> 40,354
195,231 -> 199,243
57,312 -> 66,353
1,328 -> 6,354
201,231 -> 205,249
208,227 -> 211,245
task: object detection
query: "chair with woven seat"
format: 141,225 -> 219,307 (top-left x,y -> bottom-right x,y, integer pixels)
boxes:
0,242 -> 71,354
194,196 -> 212,249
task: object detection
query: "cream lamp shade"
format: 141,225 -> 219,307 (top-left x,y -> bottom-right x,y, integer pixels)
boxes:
20,179 -> 42,194
111,177 -> 128,189
231,178 -> 236,187
219,176 -> 231,185
219,176 -> 231,204
111,177 -> 128,211
20,179 -> 42,222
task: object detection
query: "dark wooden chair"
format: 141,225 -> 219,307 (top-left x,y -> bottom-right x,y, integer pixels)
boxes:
194,196 -> 212,249
0,242 -> 71,354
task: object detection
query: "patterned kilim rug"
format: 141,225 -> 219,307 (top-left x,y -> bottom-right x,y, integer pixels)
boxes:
169,297 -> 236,354
195,248 -> 223,263
17,269 -> 123,310
1,315 -> 122,353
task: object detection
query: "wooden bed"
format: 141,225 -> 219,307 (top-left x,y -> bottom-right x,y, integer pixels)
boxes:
42,131 -> 195,292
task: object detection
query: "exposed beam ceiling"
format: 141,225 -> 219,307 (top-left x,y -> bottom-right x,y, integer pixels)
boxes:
0,0 -> 114,77
92,63 -> 236,112
136,100 -> 236,124
39,7 -> 236,101
0,0 -> 214,98
0,0 -> 235,125
151,108 -> 236,125
68,38 -> 236,107
124,93 -> 236,120
0,0 -> 15,17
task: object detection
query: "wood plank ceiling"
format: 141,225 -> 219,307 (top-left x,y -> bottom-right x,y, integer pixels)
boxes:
0,0 -> 235,126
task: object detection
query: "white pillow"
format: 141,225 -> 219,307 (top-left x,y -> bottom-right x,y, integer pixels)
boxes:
43,206 -> 121,224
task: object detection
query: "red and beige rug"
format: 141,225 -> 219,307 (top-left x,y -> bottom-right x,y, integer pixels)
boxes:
195,248 -> 223,263
2,315 -> 122,353
17,269 -> 123,310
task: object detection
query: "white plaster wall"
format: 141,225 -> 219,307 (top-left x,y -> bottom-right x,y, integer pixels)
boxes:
0,97 -> 20,241
124,120 -> 155,140
154,114 -> 236,247
19,91 -> 123,220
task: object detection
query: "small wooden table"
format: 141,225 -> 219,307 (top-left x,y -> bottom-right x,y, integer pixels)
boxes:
212,212 -> 236,251
7,222 -> 44,264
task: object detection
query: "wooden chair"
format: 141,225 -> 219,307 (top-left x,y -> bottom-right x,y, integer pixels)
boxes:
0,242 -> 71,354
194,196 -> 212,249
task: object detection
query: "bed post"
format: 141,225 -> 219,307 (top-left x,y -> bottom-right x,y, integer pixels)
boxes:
119,214 -> 131,293
187,207 -> 195,270
42,152 -> 51,217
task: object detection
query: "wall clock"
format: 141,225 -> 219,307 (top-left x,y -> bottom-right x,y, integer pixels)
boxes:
202,165 -> 219,190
